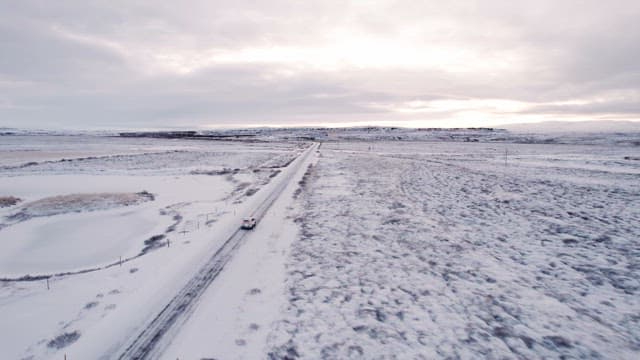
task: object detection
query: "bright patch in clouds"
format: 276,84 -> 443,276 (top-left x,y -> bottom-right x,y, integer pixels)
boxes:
137,23 -> 525,76
205,38 -> 521,75
383,99 -> 529,114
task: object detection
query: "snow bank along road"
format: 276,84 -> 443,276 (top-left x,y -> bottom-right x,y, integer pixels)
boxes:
115,142 -> 318,360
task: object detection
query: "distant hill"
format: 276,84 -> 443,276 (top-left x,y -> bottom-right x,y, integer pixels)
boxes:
500,120 -> 640,133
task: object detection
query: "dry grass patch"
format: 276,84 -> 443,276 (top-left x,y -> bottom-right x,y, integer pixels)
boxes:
6,191 -> 154,222
0,196 -> 21,208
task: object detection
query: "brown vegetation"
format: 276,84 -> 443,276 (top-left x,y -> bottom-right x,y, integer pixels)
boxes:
0,196 -> 21,208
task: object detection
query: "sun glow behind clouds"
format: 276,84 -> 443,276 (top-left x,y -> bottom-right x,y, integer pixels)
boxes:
207,41 -> 520,73
140,29 -> 523,75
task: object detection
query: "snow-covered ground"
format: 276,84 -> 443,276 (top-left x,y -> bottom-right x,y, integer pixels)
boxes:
1,132 -> 639,359
267,141 -> 640,359
0,135 -> 306,359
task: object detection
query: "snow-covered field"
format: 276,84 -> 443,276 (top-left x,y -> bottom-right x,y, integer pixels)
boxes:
0,135 -> 306,359
267,141 -> 640,359
1,132 -> 639,359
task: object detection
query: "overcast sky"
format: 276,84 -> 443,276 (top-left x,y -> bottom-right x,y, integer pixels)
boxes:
1,0 -> 639,129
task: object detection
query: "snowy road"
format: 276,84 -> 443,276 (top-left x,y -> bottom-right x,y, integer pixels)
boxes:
115,143 -> 317,359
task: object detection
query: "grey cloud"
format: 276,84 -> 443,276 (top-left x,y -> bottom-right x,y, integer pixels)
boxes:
0,16 -> 131,86
3,63 -> 393,128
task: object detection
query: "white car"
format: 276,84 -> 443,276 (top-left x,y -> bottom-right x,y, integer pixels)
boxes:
241,217 -> 257,230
